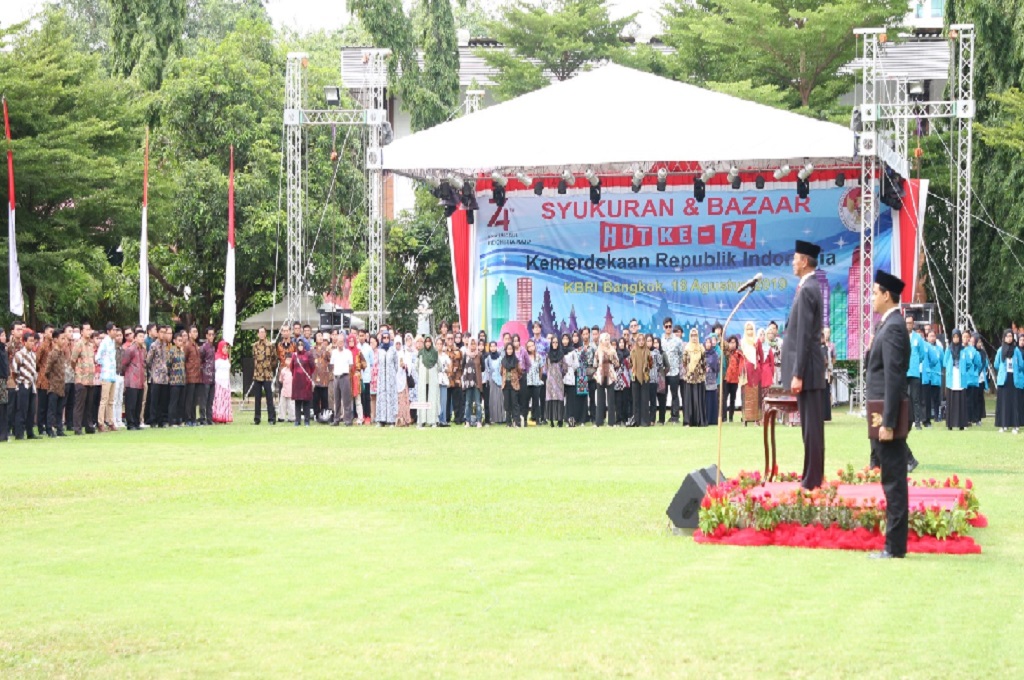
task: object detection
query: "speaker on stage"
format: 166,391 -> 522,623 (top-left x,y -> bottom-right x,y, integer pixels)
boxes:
666,464 -> 723,529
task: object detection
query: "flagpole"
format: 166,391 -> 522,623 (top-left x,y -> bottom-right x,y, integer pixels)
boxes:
140,128 -> 150,327
223,146 -> 236,345
3,96 -> 24,318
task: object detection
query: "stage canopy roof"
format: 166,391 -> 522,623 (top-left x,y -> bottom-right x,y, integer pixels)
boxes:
381,63 -> 856,180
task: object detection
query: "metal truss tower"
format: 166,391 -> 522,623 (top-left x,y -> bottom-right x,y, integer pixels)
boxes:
283,49 -> 390,331
851,25 -> 975,410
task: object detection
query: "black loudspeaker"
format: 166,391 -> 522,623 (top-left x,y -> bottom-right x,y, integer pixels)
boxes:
666,464 -> 723,529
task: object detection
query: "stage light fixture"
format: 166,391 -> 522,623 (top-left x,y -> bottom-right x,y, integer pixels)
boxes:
324,86 -> 341,107
557,179 -> 567,195
461,179 -> 479,211
755,175 -> 766,190
797,163 -> 814,181
425,176 -> 441,189
701,168 -> 716,183
533,179 -> 544,196
631,169 -> 644,193
585,170 -> 601,204
656,168 -> 668,192
796,178 -> 810,199
693,178 -> 706,202
491,171 -> 508,187
561,170 -> 575,186
835,172 -> 846,187
585,169 -> 600,187
515,171 -> 533,187
492,181 -> 507,209
727,166 -> 739,181
773,165 -> 791,180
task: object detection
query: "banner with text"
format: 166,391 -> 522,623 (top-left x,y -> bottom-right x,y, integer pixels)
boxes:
474,187 -> 892,361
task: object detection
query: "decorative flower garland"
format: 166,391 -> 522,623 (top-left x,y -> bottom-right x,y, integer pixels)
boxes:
697,465 -> 983,541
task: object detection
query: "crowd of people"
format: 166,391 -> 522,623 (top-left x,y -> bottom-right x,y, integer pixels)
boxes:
0,321 -> 234,440
4,313 -> 1020,438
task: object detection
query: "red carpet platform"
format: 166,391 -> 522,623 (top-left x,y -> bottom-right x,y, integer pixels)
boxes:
693,471 -> 985,554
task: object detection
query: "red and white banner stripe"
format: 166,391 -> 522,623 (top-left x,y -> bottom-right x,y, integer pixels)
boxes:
140,128 -> 150,327
223,146 -> 236,345
3,96 -> 23,317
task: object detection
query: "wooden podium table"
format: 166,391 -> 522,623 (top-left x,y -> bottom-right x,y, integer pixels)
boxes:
762,389 -> 799,482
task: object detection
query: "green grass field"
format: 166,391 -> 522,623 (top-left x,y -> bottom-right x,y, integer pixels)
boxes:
1,409 -> 1022,678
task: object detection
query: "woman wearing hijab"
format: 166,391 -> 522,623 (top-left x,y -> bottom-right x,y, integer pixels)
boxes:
417,335 -> 440,427
969,333 -> 989,426
995,329 -> 1023,433
367,336 -> 379,422
524,340 -> 544,425
501,342 -> 521,427
1017,334 -> 1024,427
375,330 -> 399,426
704,336 -> 720,426
446,335 -> 465,426
395,336 -> 413,427
290,340 -> 315,426
682,328 -> 707,427
545,334 -> 567,427
462,338 -> 483,427
614,337 -> 631,426
594,332 -> 619,426
436,336 -> 451,426
943,329 -> 969,430
484,341 -> 505,426
211,340 -> 233,424
739,322 -> 764,425
723,335 -> 742,423
563,333 -> 581,427
349,333 -> 367,424
650,336 -> 666,425
629,333 -> 653,427
477,331 -> 490,424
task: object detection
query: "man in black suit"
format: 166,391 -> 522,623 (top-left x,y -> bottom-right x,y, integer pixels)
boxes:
781,240 -> 826,490
866,270 -> 912,559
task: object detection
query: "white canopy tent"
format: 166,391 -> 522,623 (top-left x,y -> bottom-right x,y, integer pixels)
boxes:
381,63 -> 856,178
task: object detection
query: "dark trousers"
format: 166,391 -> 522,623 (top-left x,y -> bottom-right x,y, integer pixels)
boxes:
923,384 -> 938,423
503,385 -> 519,425
168,385 -> 185,425
482,383 -> 490,424
252,380 -> 276,424
196,384 -> 211,424
64,383 -> 75,430
724,381 -> 739,421
184,383 -> 198,424
907,376 -> 923,425
91,384 -> 101,427
655,389 -> 666,424
295,399 -> 310,424
15,386 -> 35,438
587,378 -> 597,422
706,388 -> 719,426
798,388 -> 826,489
8,387 -> 18,433
361,383 -> 371,421
872,437 -> 910,556
615,390 -> 630,424
667,375 -> 681,420
47,391 -> 66,434
451,386 -> 465,424
143,381 -> 152,424
630,381 -> 651,426
312,385 -> 329,417
73,383 -> 96,431
37,390 -> 49,433
595,383 -> 616,426
0,402 -> 7,440
125,387 -> 142,428
150,383 -> 169,426
528,385 -> 544,421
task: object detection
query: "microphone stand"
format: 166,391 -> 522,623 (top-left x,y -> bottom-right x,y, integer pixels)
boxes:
715,285 -> 758,484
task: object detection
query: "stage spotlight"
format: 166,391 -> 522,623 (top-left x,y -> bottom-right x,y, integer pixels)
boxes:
425,176 -> 441,189
324,86 -> 341,107
656,168 -> 668,192
585,170 -> 601,204
561,170 -> 575,186
731,174 -> 742,190
631,169 -> 644,193
835,172 -> 846,187
533,179 -> 544,196
701,167 -> 716,183
492,181 -> 507,209
491,171 -> 508,187
727,166 -> 739,182
773,165 -> 791,180
461,179 -> 479,211
693,178 -> 705,202
557,178 -> 567,195
515,171 -> 533,187
796,178 -> 809,199
797,163 -> 814,181
755,175 -> 766,190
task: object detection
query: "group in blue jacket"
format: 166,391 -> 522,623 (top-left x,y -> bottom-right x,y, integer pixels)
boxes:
994,329 -> 1024,433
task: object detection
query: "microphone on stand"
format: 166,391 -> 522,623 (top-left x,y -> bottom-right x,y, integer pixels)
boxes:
737,272 -> 764,294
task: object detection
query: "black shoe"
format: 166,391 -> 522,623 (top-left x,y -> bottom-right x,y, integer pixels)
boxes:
15,434 -> 25,440
86,427 -> 96,434
57,430 -> 67,437
74,429 -> 83,436
253,421 -> 261,426
908,459 -> 920,473
869,550 -> 904,559
47,432 -> 57,438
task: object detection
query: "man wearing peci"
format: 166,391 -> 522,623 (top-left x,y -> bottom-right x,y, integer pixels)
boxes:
781,240 -> 826,490
865,270 -> 912,559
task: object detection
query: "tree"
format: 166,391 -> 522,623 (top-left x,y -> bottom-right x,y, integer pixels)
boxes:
109,0 -> 188,90
662,0 -> 906,109
481,0 -> 636,101
0,9 -> 145,329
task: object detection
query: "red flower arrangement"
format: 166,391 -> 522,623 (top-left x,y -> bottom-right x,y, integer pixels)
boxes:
694,465 -> 985,554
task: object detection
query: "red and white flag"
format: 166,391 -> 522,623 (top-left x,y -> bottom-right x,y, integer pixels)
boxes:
3,96 -> 24,317
140,128 -> 151,327
222,146 -> 236,345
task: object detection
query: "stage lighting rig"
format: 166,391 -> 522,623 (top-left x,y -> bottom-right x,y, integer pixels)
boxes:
585,169 -> 601,204
693,178 -> 705,202
631,169 -> 644,193
656,168 -> 668,192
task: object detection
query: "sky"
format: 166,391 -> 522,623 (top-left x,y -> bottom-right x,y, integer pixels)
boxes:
1,0 -> 668,40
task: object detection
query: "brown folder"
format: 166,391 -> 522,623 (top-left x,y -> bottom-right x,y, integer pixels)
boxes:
867,398 -> 911,440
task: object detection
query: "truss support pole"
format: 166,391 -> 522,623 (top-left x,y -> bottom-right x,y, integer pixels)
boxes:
363,49 -> 390,333
952,25 -> 975,332
284,52 -> 307,328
